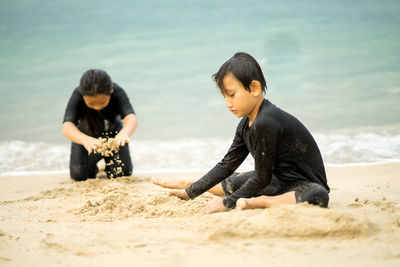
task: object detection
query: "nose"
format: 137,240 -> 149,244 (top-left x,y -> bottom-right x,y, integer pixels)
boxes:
225,98 -> 233,108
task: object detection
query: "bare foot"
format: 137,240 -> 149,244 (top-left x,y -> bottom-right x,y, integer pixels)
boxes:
236,198 -> 251,210
236,197 -> 269,210
151,177 -> 189,189
237,192 -> 296,210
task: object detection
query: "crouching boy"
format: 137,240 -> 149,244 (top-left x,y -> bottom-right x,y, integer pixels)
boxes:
62,69 -> 137,181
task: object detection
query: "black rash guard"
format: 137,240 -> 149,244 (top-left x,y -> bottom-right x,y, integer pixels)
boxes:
63,83 -> 135,138
185,99 -> 329,209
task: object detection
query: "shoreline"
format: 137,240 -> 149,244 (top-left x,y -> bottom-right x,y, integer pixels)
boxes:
1,162 -> 399,204
2,159 -> 400,178
0,163 -> 399,266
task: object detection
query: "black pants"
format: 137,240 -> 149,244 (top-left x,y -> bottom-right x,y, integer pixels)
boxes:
69,142 -> 133,181
221,171 -> 329,208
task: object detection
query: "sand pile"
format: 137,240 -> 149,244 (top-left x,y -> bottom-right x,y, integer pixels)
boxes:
203,203 -> 376,240
73,178 -> 207,221
6,176 -> 381,240
1,164 -> 400,266
77,182 -> 145,220
66,178 -> 378,240
144,193 -> 206,218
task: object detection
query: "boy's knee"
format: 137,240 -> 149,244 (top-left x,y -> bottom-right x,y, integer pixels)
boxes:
121,161 -> 133,176
70,165 -> 88,181
295,183 -> 329,208
70,163 -> 98,181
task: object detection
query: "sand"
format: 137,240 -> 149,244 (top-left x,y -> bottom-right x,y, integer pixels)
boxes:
95,137 -> 124,177
0,164 -> 399,266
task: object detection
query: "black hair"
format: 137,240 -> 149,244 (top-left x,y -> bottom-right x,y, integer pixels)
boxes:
79,69 -> 112,96
212,52 -> 267,94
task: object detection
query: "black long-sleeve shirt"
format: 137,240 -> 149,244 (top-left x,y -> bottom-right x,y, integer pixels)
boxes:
185,99 -> 329,208
63,83 -> 135,138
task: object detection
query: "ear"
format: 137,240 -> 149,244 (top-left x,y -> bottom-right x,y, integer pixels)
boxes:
110,88 -> 114,94
250,81 -> 262,96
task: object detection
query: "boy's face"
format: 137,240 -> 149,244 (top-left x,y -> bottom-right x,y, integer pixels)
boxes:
83,93 -> 111,111
221,74 -> 262,118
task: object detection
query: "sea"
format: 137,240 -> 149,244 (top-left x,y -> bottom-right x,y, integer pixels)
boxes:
1,0 -> 399,176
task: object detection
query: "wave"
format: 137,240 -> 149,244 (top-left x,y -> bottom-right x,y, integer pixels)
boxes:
1,131 -> 399,176
315,132 -> 400,165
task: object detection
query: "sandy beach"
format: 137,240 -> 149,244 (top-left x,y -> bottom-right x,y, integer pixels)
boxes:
0,163 -> 399,266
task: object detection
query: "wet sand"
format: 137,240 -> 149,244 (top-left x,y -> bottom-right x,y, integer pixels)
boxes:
0,163 -> 399,266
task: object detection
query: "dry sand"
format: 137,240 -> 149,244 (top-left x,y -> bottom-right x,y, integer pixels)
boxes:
0,163 -> 399,266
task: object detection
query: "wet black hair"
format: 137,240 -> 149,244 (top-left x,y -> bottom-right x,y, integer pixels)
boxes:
79,69 -> 112,96
212,52 -> 267,94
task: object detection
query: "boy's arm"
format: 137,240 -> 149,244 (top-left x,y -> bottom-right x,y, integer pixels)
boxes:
115,114 -> 138,147
223,121 -> 278,209
62,122 -> 101,154
62,88 -> 100,154
113,85 -> 137,146
185,122 -> 249,199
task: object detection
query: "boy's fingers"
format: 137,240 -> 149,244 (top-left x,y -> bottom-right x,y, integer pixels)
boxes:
90,144 -> 98,153
122,137 -> 130,146
115,137 -> 129,147
169,190 -> 184,199
120,137 -> 129,147
199,201 -> 211,210
201,207 -> 212,214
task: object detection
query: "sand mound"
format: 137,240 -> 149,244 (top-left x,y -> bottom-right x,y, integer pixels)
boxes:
72,179 -> 377,239
5,177 -> 381,240
77,184 -> 145,221
2,164 -> 400,266
144,193 -> 205,218
204,203 -> 376,240
74,179 -> 206,221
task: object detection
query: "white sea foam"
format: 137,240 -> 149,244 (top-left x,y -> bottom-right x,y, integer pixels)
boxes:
315,132 -> 400,165
0,141 -> 70,176
1,131 -> 399,176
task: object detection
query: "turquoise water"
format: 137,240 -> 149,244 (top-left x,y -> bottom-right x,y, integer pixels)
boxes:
0,0 -> 399,174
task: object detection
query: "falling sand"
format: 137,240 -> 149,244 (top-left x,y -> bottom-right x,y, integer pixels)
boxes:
94,137 -> 124,178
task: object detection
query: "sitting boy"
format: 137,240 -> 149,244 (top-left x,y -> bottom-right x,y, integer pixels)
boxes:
62,69 -> 137,181
153,52 -> 329,214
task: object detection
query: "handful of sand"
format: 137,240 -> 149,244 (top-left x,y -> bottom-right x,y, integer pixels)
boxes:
94,138 -> 119,157
94,137 -> 124,178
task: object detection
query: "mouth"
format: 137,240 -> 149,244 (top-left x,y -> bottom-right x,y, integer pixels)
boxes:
230,109 -> 237,114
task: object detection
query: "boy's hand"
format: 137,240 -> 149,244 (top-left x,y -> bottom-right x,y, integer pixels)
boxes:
168,189 -> 190,200
115,131 -> 130,147
200,197 -> 227,214
82,137 -> 101,154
